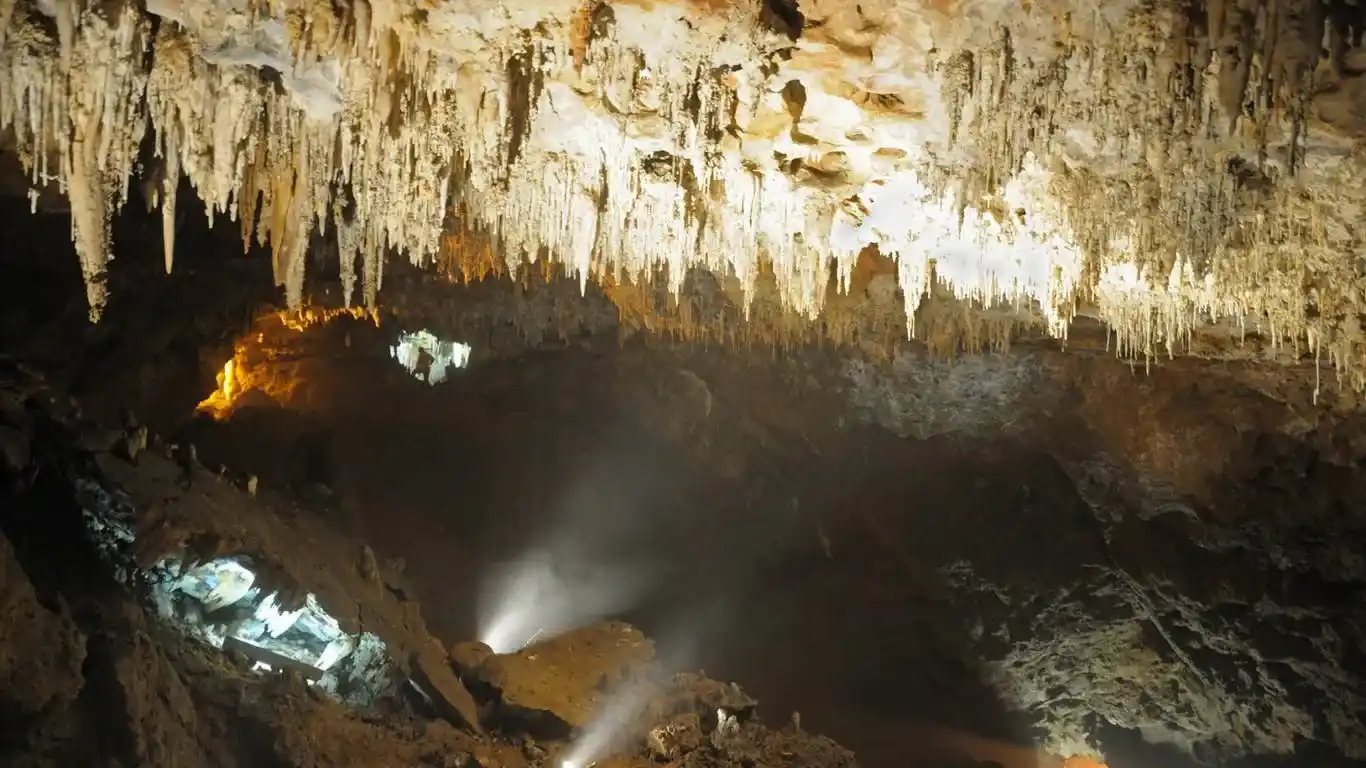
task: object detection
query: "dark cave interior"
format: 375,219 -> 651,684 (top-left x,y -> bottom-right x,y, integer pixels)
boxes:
2,192 -> 1366,768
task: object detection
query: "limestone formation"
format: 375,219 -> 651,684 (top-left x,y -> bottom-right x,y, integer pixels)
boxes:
3,0 -> 1365,385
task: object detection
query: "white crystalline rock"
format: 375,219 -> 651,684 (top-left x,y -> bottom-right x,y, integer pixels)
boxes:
390,329 -> 472,384
830,154 -> 1083,336
313,635 -> 355,672
199,561 -> 256,612
3,0 -> 1365,382
254,592 -> 305,638
147,0 -> 344,118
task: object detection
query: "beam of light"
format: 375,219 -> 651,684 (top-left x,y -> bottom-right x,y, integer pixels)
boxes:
558,611 -> 712,768
559,677 -> 655,768
476,548 -> 649,653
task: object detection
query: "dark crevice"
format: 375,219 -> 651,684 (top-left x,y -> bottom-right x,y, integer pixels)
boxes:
759,0 -> 804,40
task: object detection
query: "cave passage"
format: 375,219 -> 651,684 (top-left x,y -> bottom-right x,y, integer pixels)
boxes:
4,196 -> 1366,768
188,324 -> 1080,768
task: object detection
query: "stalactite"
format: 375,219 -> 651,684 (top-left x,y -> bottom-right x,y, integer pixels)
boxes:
66,137 -> 109,320
0,0 -> 16,56
2,0 -> 152,321
160,142 -> 180,274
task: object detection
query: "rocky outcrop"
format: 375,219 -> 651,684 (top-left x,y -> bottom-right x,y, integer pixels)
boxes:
0,531 -> 86,734
469,621 -> 656,731
825,343 -> 1366,764
0,362 -> 864,768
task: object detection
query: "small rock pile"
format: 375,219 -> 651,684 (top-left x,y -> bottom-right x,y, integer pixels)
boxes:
452,623 -> 857,768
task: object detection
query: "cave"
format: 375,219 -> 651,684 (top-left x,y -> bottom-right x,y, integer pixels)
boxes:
3,2 -> 1366,768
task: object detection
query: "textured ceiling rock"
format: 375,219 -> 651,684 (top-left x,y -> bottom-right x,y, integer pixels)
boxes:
4,0 -> 1366,386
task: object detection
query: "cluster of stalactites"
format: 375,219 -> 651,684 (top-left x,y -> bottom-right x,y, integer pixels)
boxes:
940,0 -> 1366,387
1,0 -> 150,321
4,0 -> 1366,392
0,0 -> 461,316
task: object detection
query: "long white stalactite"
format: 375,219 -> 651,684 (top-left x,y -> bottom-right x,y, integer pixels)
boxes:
3,0 -> 1366,387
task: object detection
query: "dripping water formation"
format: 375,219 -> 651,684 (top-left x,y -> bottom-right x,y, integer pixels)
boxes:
4,1 -> 1366,767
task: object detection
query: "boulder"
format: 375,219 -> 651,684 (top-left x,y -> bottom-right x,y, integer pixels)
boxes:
471,621 -> 655,729
411,639 -> 485,734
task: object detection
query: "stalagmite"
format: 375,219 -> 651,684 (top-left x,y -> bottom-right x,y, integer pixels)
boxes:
2,0 -> 1365,385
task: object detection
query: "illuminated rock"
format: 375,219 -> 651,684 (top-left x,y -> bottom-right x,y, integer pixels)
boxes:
449,639 -> 494,678
68,430 -> 480,714
3,0 -> 1365,385
472,620 -> 656,730
390,329 -> 473,385
646,712 -> 704,760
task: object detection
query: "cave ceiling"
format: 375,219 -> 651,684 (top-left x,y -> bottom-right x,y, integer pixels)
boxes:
2,0 -> 1366,386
